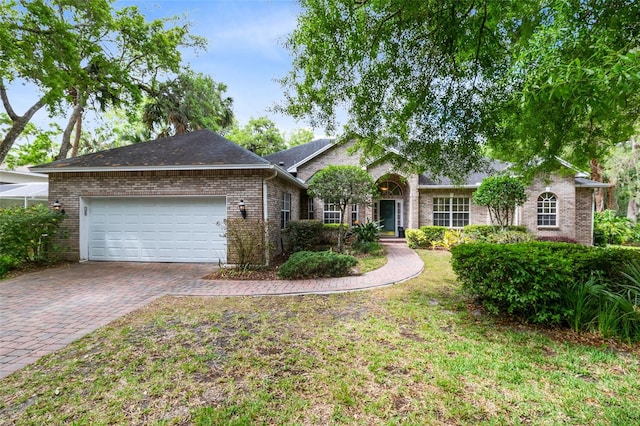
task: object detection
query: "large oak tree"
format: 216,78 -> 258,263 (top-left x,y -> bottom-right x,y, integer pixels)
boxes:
280,0 -> 640,182
0,0 -> 205,163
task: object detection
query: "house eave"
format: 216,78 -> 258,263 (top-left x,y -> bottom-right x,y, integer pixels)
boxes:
418,185 -> 479,190
33,164 -> 307,188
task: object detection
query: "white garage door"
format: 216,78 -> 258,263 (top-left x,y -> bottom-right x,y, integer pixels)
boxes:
88,197 -> 226,263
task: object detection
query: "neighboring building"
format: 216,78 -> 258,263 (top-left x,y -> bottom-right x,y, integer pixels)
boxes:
32,130 -> 606,264
0,168 -> 49,208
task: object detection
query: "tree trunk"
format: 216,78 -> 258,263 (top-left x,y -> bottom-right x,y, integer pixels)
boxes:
628,140 -> 640,224
71,113 -> 83,157
57,99 -> 84,160
590,158 -> 604,212
0,86 -> 47,164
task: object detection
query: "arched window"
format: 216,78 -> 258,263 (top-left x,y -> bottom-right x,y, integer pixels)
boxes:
378,181 -> 403,197
537,192 -> 557,226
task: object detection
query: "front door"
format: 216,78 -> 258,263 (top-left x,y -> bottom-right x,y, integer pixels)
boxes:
380,200 -> 396,235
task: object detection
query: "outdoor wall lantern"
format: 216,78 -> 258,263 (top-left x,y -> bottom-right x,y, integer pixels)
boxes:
52,200 -> 65,215
238,199 -> 247,219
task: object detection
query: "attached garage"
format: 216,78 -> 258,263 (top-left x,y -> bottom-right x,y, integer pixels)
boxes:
85,197 -> 227,263
31,129 -> 306,264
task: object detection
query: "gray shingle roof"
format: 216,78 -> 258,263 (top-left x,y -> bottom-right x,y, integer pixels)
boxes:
264,138 -> 334,170
418,161 -> 510,187
32,130 -> 270,170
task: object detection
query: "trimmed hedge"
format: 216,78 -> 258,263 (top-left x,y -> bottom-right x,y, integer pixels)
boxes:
285,220 -> 323,253
451,242 -> 640,324
419,226 -> 447,244
277,250 -> 357,279
463,224 -> 528,240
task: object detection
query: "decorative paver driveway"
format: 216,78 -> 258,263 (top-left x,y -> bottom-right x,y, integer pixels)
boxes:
0,241 -> 423,379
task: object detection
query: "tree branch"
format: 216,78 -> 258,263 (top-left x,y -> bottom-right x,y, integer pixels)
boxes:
0,82 -> 18,120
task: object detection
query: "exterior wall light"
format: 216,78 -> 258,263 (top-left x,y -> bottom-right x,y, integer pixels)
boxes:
238,199 -> 247,219
52,200 -> 65,215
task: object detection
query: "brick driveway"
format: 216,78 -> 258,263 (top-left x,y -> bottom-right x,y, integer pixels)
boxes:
0,241 -> 423,379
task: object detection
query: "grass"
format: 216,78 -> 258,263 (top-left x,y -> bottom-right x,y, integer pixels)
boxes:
1,250 -> 639,425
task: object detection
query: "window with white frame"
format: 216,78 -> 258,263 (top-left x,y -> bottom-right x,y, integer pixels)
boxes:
537,192 -> 557,226
281,192 -> 291,229
433,197 -> 470,227
351,204 -> 359,225
323,202 -> 341,224
323,202 -> 359,225
307,197 -> 315,219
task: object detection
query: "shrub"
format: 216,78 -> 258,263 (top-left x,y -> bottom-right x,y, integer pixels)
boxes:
320,223 -> 341,246
352,219 -> 382,244
405,228 -> 428,248
285,220 -> 323,253
451,242 -> 574,323
463,224 -> 528,241
223,218 -> 271,268
485,230 -> 535,244
419,226 -> 447,245
595,210 -> 634,245
277,250 -> 358,279
0,255 -> 18,278
431,229 -> 466,250
455,242 -> 640,321
537,235 -> 579,244
0,205 -> 65,264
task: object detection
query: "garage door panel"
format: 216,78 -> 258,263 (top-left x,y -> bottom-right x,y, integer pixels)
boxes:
88,197 -> 226,263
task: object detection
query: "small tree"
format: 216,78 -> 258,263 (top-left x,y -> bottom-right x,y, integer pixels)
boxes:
473,175 -> 527,231
307,165 -> 379,251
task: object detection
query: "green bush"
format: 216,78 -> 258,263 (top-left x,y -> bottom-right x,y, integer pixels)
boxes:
277,250 -> 358,279
595,210 -> 634,245
419,226 -> 447,245
485,230 -> 535,244
285,220 -> 324,253
463,224 -> 528,241
351,240 -> 383,255
405,228 -> 428,248
0,255 -> 18,278
451,242 -> 640,322
0,205 -> 65,264
352,219 -> 382,244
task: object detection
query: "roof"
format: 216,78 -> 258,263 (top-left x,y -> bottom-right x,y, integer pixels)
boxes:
32,130 -> 271,172
0,169 -> 48,184
0,182 -> 48,198
264,138 -> 334,171
418,161 -> 511,188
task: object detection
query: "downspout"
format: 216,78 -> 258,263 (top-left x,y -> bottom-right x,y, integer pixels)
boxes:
591,192 -> 595,246
263,168 -> 278,266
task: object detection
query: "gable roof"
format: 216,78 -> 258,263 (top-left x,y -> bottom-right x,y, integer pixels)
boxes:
31,129 -> 304,187
264,138 -> 334,172
418,161 -> 511,188
32,129 -> 273,171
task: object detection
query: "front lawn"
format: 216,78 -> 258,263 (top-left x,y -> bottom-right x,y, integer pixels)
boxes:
0,250 -> 638,424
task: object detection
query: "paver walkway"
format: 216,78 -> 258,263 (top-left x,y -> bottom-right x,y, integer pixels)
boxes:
0,241 -> 423,379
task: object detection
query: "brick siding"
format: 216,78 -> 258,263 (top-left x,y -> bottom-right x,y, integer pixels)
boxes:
48,169 -> 301,263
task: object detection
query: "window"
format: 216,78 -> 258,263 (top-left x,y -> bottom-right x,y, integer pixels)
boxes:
537,192 -> 557,226
323,202 -> 341,224
433,197 -> 470,227
351,204 -> 359,226
307,197 -> 314,220
323,202 -> 358,225
281,192 -> 291,229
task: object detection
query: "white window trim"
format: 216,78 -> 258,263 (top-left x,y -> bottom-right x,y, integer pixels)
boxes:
433,196 -> 470,228
537,192 -> 558,228
281,192 -> 291,229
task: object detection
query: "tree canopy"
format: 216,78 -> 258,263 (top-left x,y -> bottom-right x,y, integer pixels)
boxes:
226,117 -> 286,156
472,175 -> 527,230
280,0 -> 640,182
0,0 -> 205,163
142,70 -> 234,139
307,165 -> 378,251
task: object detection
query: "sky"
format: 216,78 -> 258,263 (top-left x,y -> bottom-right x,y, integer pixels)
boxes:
8,0 -> 322,140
